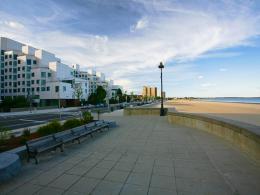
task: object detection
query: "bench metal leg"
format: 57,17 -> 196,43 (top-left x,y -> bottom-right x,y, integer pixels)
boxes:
34,155 -> 39,164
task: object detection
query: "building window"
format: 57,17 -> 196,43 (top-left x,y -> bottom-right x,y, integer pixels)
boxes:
13,75 -> 17,80
47,86 -> 50,91
41,72 -> 46,77
41,80 -> 46,85
1,50 -> 4,55
18,60 -> 21,64
63,86 -> 66,92
31,80 -> 34,84
32,72 -> 35,77
36,80 -> 40,84
18,74 -> 20,78
22,74 -> 25,78
32,88 -> 34,92
9,54 -> 12,59
5,62 -> 7,66
4,55 -> 8,59
55,86 -> 59,92
27,81 -> 30,87
13,61 -> 17,66
18,81 -> 20,86
48,73 -> 51,77
22,88 -> 25,92
17,88 -> 20,92
36,87 -> 40,92
9,61 -> 12,65
14,54 -> 17,60
9,68 -> 12,72
22,66 -> 25,71
27,59 -> 31,65
18,67 -> 20,71
33,60 -> 37,65
27,67 -> 31,72
26,73 -> 31,79
9,75 -> 12,79
22,81 -> 25,85
41,87 -> 45,91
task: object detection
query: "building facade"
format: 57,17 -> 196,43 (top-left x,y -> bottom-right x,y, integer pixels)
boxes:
142,86 -> 157,99
0,37 -> 117,106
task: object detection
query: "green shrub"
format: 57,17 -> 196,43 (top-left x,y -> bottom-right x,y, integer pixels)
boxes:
0,126 -> 10,144
63,118 -> 83,130
37,120 -> 62,136
22,128 -> 30,137
82,111 -> 93,124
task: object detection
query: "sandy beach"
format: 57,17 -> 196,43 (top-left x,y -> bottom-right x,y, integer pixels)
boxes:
164,100 -> 260,126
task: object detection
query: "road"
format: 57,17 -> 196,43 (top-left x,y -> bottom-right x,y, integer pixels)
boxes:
0,111 -> 80,130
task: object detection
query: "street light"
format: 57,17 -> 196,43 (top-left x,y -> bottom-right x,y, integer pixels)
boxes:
158,62 -> 164,116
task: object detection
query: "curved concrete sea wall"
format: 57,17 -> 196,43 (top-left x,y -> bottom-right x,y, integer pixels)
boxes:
124,107 -> 168,116
168,112 -> 260,163
124,108 -> 260,163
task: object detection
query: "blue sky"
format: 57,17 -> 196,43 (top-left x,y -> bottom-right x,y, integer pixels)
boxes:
0,0 -> 260,97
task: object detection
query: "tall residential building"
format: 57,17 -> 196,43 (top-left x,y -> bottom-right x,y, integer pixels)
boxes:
142,86 -> 157,98
0,37 -> 114,106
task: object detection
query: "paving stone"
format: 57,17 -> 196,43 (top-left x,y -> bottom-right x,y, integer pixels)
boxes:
49,173 -> 80,190
7,183 -> 42,195
104,170 -> 129,182
126,172 -> 151,186
153,165 -> 174,176
91,180 -> 123,195
86,167 -> 110,179
148,187 -> 177,195
120,184 -> 148,195
66,177 -> 100,194
96,160 -> 117,169
66,165 -> 92,176
35,186 -> 64,195
150,175 -> 176,189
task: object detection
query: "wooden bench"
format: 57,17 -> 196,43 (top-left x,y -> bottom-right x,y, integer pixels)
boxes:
53,130 -> 80,144
25,135 -> 63,164
25,120 -> 113,164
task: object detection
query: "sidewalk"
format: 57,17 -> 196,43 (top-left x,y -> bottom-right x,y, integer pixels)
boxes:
0,107 -> 80,117
0,115 -> 259,194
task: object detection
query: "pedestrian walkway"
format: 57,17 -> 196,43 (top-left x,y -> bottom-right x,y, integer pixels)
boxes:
0,107 -> 80,117
0,115 -> 259,195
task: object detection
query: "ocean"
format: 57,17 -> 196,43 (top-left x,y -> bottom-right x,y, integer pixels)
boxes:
199,97 -> 260,104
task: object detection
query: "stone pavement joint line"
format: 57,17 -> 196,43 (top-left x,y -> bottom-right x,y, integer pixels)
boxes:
0,115 -> 259,195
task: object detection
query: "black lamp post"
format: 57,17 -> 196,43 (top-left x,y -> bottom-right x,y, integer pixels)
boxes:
158,62 -> 164,116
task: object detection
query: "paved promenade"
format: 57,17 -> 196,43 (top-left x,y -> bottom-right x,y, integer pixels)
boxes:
0,114 -> 259,195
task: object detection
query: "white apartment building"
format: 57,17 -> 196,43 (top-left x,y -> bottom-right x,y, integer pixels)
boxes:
0,37 -> 90,106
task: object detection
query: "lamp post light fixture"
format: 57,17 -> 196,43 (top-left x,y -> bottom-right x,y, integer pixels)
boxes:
158,62 -> 165,116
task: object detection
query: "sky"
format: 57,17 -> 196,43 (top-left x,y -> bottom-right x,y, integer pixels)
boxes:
0,0 -> 260,97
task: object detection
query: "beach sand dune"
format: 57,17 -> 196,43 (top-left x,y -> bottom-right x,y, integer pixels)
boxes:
165,100 -> 260,126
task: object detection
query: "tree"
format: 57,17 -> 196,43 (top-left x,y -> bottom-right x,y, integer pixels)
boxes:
96,86 -> 106,103
87,86 -> 107,105
74,85 -> 83,100
116,88 -> 123,97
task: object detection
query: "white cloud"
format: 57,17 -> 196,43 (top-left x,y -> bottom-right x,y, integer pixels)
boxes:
201,83 -> 216,88
4,21 -> 24,29
219,68 -> 228,72
130,17 -> 149,32
0,0 -> 259,94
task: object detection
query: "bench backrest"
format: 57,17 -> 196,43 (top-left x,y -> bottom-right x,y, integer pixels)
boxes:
71,125 -> 85,134
26,135 -> 54,148
53,130 -> 72,139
